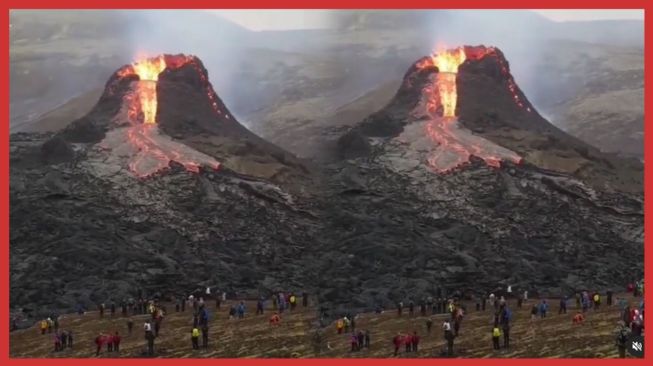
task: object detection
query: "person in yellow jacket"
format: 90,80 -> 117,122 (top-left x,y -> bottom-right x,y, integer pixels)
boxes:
191,327 -> 200,350
492,325 -> 501,350
336,318 -> 344,334
40,319 -> 48,335
289,295 -> 297,310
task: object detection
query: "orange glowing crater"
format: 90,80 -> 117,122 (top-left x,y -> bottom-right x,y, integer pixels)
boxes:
413,46 -> 522,173
431,48 -> 466,117
107,54 -> 221,178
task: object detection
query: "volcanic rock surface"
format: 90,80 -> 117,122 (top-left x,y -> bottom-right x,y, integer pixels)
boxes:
328,46 -> 642,309
10,55 -> 318,317
10,48 -> 643,322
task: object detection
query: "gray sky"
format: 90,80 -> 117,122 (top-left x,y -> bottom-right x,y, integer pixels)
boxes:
211,9 -> 644,31
534,9 -> 644,22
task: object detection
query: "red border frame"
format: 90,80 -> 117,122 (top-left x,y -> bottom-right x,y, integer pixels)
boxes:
1,1 -> 650,365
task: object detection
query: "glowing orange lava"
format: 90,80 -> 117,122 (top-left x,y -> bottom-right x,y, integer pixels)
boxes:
413,46 -> 522,173
109,54 -> 222,178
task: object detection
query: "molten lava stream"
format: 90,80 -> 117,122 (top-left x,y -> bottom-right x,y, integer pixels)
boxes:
417,47 -> 522,172
111,55 -> 221,178
137,81 -> 158,124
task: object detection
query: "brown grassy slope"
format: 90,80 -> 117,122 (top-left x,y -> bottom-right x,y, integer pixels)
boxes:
10,296 -> 633,358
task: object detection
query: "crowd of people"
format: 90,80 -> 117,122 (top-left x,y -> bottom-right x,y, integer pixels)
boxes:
27,279 -> 645,358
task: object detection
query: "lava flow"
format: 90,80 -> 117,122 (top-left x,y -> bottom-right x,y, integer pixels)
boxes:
107,55 -> 221,178
414,47 -> 522,173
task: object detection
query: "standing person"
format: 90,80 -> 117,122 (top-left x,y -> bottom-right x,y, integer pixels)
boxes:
343,316 -> 351,333
593,292 -> 601,310
492,324 -> 501,350
631,314 -> 643,336
404,333 -> 412,353
110,302 -> 116,318
181,296 -> 186,312
237,301 -> 246,319
53,332 -> 61,352
350,332 -> 358,352
421,300 -> 427,316
54,316 -> 59,333
559,297 -> 567,314
502,318 -> 510,348
517,297 -> 523,309
256,298 -> 264,315
216,296 -> 221,310
40,319 -> 48,335
539,300 -> 548,318
201,325 -> 209,349
336,318 -> 344,334
67,330 -> 73,348
144,321 -> 154,356
530,304 -> 539,321
408,300 -> 415,316
302,292 -> 309,307
127,318 -> 133,336
425,318 -> 433,335
113,332 -> 121,353
397,301 -> 403,317
95,333 -> 103,356
59,331 -> 67,351
193,311 -> 200,327
357,330 -> 365,350
411,331 -> 420,352
482,296 -> 487,311
615,321 -> 631,358
607,291 -> 613,306
392,333 -> 402,356
99,303 -> 105,318
364,330 -> 370,348
191,327 -> 200,350
582,293 -> 590,313
443,320 -> 455,356
199,306 -> 209,327
154,316 -> 162,338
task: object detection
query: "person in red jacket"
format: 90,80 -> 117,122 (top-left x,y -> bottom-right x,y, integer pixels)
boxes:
630,308 -> 637,324
404,333 -> 412,353
392,333 -> 402,356
53,333 -> 61,352
572,312 -> 585,325
411,331 -> 420,352
113,332 -> 121,353
94,333 -> 104,356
